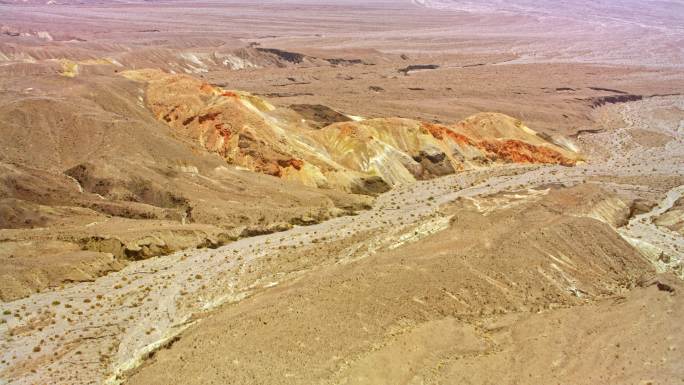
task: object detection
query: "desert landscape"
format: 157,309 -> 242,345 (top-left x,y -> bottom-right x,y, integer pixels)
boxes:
0,0 -> 683,384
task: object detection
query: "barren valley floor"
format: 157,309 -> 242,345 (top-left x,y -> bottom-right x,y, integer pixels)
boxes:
1,96 -> 683,384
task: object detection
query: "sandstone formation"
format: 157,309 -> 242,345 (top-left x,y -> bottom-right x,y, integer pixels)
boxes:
126,69 -> 581,194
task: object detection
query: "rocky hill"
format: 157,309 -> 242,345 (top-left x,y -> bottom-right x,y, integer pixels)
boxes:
0,66 -> 581,301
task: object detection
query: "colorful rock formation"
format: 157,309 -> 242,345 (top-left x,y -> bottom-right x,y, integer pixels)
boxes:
123,69 -> 581,194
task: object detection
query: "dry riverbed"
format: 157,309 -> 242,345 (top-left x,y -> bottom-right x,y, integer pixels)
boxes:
1,96 -> 683,385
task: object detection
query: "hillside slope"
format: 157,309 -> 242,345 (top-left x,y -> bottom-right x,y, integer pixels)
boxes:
0,70 -> 370,301
126,184 -> 681,385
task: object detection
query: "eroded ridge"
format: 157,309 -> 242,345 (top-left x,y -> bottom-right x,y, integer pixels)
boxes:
1,95 -> 683,385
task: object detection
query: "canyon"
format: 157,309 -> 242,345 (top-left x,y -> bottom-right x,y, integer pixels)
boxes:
0,1 -> 683,384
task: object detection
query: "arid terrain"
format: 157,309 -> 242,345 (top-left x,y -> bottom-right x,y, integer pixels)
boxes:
0,1 -> 683,384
